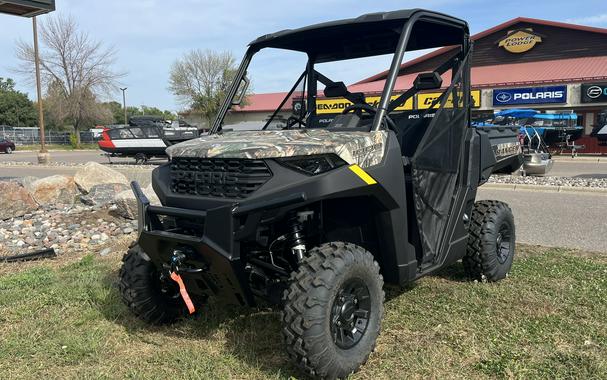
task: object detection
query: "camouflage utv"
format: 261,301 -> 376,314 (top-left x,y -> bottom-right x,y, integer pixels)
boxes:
119,9 -> 523,379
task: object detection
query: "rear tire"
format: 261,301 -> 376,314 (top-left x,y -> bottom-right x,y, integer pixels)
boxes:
463,200 -> 515,282
282,242 -> 384,379
118,243 -> 188,324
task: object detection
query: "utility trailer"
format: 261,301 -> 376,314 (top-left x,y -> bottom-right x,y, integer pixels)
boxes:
118,9 -> 523,379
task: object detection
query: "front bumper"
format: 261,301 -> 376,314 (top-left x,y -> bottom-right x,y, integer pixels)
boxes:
131,181 -> 308,306
131,181 -> 253,306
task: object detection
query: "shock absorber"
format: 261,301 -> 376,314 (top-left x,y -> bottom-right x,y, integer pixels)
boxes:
287,215 -> 306,261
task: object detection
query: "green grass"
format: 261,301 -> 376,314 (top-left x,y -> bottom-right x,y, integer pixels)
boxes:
0,245 -> 606,379
15,143 -> 99,151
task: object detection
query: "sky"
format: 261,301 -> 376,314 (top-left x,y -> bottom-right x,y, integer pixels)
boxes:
1,0 -> 606,112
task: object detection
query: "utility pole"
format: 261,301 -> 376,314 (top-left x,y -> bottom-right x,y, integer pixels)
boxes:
120,87 -> 128,125
33,16 -> 49,164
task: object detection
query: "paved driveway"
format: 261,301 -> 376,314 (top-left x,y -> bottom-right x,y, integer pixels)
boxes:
477,187 -> 607,253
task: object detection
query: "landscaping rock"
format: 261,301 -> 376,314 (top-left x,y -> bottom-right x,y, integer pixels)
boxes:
114,184 -> 160,219
74,162 -> 129,193
30,175 -> 79,207
80,183 -> 130,206
0,181 -> 39,220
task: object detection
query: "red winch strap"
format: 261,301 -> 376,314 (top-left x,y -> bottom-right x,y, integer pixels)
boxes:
170,272 -> 196,314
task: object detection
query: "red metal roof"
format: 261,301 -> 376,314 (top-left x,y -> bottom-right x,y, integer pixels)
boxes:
235,92 -> 292,112
237,56 -> 607,112
351,56 -> 607,94
357,16 -> 607,84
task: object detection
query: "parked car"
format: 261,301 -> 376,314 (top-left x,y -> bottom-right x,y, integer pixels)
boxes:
0,137 -> 15,154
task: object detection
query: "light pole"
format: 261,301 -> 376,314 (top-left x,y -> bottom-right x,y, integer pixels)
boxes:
120,87 -> 128,125
33,16 -> 49,164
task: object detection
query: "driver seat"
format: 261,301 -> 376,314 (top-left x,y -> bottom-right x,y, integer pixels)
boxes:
323,82 -> 365,105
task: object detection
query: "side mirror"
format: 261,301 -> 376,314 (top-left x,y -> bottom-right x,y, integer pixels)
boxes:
414,72 -> 442,91
231,76 -> 250,105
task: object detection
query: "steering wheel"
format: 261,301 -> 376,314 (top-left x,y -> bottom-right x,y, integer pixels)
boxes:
284,115 -> 307,129
342,103 -> 397,131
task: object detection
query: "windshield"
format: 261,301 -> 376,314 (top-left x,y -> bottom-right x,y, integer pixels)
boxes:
216,15 -> 468,134
222,49 -> 394,132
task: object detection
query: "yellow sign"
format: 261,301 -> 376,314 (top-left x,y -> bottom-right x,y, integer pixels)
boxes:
417,90 -> 481,109
497,28 -> 543,53
316,95 -> 413,114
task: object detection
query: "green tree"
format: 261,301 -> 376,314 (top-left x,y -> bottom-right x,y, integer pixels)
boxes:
0,77 -> 37,128
168,49 -> 239,127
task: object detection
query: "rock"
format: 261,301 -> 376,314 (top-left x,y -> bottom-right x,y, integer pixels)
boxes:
74,162 -> 129,194
0,181 -> 39,220
15,176 -> 40,193
80,183 -> 129,206
30,175 -> 79,207
99,248 -> 111,256
113,184 -> 160,220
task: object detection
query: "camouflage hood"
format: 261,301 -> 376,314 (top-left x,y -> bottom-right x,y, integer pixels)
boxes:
166,130 -> 387,168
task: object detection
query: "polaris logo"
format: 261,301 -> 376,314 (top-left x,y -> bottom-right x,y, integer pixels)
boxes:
513,91 -> 564,100
493,86 -> 567,106
495,92 -> 512,103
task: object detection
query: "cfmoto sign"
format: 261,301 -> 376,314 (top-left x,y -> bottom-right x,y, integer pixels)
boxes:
581,83 -> 607,103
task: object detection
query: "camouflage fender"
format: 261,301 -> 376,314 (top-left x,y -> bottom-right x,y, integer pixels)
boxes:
166,130 -> 387,168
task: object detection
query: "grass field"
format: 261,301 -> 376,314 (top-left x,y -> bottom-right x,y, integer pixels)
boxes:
0,242 -> 605,379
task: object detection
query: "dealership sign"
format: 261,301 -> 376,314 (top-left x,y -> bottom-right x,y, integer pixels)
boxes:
497,28 -> 544,53
581,83 -> 607,103
493,86 -> 567,106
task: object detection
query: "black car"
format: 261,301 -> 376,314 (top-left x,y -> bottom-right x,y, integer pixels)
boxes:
0,137 -> 15,154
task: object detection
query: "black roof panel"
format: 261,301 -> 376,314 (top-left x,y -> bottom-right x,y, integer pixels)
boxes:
249,9 -> 468,62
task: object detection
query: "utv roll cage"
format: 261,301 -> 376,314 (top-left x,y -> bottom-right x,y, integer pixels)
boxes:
210,9 -> 470,134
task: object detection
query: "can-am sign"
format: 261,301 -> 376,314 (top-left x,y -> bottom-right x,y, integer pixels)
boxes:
493,86 -> 567,106
581,83 -> 607,103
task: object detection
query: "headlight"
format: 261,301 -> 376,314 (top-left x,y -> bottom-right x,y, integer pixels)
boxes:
276,154 -> 347,175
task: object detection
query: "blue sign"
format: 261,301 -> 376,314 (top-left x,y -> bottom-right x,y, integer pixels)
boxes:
493,86 -> 567,106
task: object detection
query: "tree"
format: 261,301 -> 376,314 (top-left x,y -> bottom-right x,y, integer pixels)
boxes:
15,14 -> 125,146
168,49 -> 239,127
0,77 -> 37,128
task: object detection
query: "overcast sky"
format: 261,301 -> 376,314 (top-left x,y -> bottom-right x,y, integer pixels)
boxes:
1,0 -> 606,112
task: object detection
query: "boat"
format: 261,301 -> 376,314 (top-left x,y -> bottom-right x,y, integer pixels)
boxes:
488,109 -> 583,145
98,117 -> 199,163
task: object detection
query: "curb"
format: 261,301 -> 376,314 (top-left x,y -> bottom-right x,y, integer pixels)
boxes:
483,183 -> 607,194
551,157 -> 606,163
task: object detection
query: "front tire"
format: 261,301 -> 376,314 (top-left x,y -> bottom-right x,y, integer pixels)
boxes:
118,243 -> 189,324
5,147 -> 12,154
282,242 -> 384,379
463,200 -> 516,282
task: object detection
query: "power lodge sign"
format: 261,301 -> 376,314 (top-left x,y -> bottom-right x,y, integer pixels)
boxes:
497,28 -> 544,53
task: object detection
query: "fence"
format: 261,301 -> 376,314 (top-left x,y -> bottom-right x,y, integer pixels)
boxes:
0,126 -> 98,145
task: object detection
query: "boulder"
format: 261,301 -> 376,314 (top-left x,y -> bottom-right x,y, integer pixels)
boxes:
30,175 -> 79,207
74,162 -> 129,193
0,181 -> 38,220
80,183 -> 130,206
114,184 -> 160,220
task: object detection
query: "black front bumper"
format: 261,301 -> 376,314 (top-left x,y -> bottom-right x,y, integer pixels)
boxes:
132,181 -> 254,306
131,181 -> 307,306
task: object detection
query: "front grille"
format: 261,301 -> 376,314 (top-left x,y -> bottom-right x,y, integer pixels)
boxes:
170,157 -> 272,198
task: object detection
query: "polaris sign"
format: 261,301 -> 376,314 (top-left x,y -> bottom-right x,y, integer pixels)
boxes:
493,86 -> 567,106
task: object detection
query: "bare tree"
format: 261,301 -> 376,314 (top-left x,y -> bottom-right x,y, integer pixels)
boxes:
168,49 -> 240,127
15,14 -> 124,145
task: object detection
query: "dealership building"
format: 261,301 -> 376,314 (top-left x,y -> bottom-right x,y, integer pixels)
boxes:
190,17 -> 607,153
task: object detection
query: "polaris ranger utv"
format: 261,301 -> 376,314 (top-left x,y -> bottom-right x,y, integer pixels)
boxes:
119,9 -> 523,379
